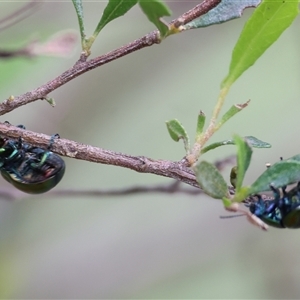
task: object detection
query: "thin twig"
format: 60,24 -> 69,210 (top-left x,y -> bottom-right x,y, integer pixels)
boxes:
0,0 -> 222,115
0,181 -> 204,201
0,48 -> 32,58
172,0 -> 221,27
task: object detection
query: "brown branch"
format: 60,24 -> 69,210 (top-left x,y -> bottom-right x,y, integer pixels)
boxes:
0,123 -> 236,194
0,0 -> 222,115
172,0 -> 221,27
0,123 -> 199,188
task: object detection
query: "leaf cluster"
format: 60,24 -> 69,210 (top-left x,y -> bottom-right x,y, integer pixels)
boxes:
163,0 -> 299,216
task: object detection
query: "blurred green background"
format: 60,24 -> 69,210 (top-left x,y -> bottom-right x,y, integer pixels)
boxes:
0,1 -> 300,299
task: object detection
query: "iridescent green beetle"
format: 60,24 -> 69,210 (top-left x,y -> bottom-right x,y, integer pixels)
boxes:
0,125 -> 65,194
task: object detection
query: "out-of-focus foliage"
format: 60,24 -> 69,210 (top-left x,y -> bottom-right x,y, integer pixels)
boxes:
184,0 -> 261,29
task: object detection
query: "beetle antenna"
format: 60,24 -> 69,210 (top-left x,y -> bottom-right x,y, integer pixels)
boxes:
219,214 -> 245,219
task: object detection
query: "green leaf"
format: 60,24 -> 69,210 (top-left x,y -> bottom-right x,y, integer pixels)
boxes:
44,97 -> 55,107
201,139 -> 235,154
216,100 -> 250,130
249,161 -> 300,194
138,0 -> 171,38
243,136 -> 271,148
72,0 -> 86,47
234,135 -> 252,191
166,119 -> 190,153
94,0 -> 138,36
184,0 -> 260,29
194,161 -> 229,199
195,111 -> 206,140
201,135 -> 270,154
222,0 -> 299,88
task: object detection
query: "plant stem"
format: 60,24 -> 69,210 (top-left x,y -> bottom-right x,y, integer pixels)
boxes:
186,86 -> 230,165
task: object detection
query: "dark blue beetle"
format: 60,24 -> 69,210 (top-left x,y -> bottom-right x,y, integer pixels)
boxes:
249,183 -> 300,229
0,124 -> 65,194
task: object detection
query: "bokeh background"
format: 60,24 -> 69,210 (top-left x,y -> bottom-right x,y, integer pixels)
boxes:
0,1 -> 300,299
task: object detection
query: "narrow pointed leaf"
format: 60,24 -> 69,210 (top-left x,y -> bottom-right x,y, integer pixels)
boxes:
201,139 -> 235,154
95,0 -> 138,35
195,111 -> 206,139
184,0 -> 260,29
194,161 -> 229,199
216,100 -> 250,130
201,135 -> 270,154
139,0 -> 171,38
234,135 -> 252,191
72,0 -> 86,44
222,0 -> 299,88
249,161 -> 300,194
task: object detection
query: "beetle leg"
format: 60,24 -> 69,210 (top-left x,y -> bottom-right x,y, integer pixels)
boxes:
17,137 -> 23,149
270,184 -> 281,201
48,134 -> 60,150
29,134 -> 60,170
